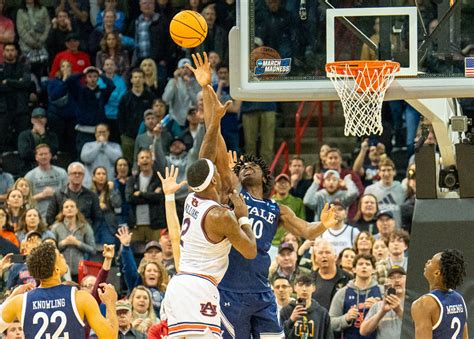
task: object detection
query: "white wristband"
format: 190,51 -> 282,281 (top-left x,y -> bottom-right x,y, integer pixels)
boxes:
165,194 -> 175,201
238,217 -> 250,227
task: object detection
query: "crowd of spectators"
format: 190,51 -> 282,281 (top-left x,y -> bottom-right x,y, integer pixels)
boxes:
0,0 -> 465,338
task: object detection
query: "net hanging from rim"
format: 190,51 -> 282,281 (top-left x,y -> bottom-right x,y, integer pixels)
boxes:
325,61 -> 400,137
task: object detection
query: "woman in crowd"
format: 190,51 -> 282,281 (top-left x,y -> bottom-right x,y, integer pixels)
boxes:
91,166 -> 121,245
95,0 -> 125,32
16,207 -> 54,242
51,199 -> 96,282
117,227 -> 169,316
351,193 -> 379,234
113,157 -> 131,225
96,30 -> 130,76
317,144 -> 330,172
129,285 -> 158,333
372,238 -> 389,263
47,59 -> 77,156
353,231 -> 375,256
5,189 -> 25,232
16,0 -> 50,77
140,58 -> 164,98
89,9 -> 133,63
0,207 -> 19,248
137,260 -> 168,313
13,178 -> 35,209
337,247 -> 356,276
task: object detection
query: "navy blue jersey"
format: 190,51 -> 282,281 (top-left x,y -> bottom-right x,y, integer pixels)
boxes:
429,289 -> 468,339
342,285 -> 382,339
219,189 -> 280,293
22,285 -> 85,339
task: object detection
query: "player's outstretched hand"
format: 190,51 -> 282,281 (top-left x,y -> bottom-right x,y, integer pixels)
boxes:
185,52 -> 211,87
207,85 -> 232,120
320,203 -> 338,229
157,165 -> 187,196
115,226 -> 132,247
229,190 -> 248,220
102,244 -> 115,259
227,151 -> 238,171
98,283 -> 117,305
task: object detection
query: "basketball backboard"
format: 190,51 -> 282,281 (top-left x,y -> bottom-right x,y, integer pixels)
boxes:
229,0 -> 474,101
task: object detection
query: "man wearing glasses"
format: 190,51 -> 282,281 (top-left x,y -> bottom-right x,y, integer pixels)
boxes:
272,276 -> 294,313
46,161 -> 101,227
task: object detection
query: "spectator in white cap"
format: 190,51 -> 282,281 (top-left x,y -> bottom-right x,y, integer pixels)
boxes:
304,169 -> 359,222
162,57 -> 201,137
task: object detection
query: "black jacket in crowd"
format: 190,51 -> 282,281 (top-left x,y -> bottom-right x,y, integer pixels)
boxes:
46,186 -> 102,228
125,171 -> 166,230
311,267 -> 353,311
117,89 -> 155,139
0,60 -> 31,114
280,299 -> 334,339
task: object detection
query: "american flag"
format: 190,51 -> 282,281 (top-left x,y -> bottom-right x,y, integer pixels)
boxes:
465,57 -> 474,77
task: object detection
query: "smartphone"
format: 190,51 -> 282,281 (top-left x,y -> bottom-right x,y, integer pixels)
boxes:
297,298 -> 306,307
12,254 -> 26,264
386,287 -> 397,296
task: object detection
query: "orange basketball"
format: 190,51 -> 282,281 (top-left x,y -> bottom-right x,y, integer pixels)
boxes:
169,10 -> 208,48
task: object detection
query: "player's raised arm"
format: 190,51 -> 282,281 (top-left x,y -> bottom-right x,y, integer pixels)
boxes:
206,190 -> 257,259
77,283 -> 118,338
411,296 -> 437,339
157,165 -> 188,270
186,53 -> 235,196
279,203 -> 338,240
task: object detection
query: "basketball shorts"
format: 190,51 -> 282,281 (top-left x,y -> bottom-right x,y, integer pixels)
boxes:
163,273 -> 222,338
219,289 -> 284,339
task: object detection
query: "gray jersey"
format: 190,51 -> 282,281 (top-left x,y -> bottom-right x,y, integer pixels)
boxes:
364,181 -> 406,227
25,166 -> 68,219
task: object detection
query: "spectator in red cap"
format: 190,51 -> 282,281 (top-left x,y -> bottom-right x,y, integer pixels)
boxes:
158,229 -> 175,277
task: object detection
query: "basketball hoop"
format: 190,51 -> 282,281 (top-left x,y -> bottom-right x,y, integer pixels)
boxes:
325,60 -> 400,137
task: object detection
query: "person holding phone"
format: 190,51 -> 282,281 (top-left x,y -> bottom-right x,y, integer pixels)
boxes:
360,266 -> 406,338
280,274 -> 333,339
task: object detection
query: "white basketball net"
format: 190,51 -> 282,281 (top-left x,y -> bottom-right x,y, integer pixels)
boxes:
326,62 -> 399,137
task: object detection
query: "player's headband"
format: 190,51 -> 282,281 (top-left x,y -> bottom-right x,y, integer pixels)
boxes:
190,159 -> 215,192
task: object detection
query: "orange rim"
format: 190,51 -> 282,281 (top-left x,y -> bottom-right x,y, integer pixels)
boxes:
325,60 -> 400,75
326,60 -> 400,92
